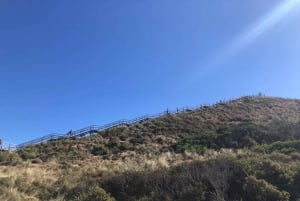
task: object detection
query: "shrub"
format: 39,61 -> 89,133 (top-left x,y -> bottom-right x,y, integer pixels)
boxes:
66,185 -> 115,201
17,149 -> 37,160
0,151 -> 22,165
91,145 -> 108,156
129,136 -> 146,145
118,142 -> 132,151
262,140 -> 300,154
31,158 -> 43,164
243,176 -> 290,201
291,168 -> 300,200
106,137 -> 120,148
101,158 -> 246,201
173,132 -> 217,154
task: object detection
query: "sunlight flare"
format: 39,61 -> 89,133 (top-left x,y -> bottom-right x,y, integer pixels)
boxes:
227,0 -> 300,56
201,0 -> 300,74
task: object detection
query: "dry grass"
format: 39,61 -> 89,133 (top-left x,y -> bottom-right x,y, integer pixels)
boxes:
0,161 -> 61,200
0,149 -> 235,196
0,148 -> 296,200
3,96 -> 300,200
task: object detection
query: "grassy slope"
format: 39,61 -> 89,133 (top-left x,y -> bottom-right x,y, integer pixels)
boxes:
2,95 -> 300,200
16,96 -> 300,162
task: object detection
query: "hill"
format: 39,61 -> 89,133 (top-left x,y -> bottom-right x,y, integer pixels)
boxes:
15,95 -> 300,162
1,95 -> 300,201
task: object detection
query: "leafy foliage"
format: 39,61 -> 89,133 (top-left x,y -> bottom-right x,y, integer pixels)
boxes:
254,140 -> 300,154
243,176 -> 290,201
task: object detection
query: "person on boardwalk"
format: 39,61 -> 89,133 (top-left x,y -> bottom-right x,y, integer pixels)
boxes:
67,130 -> 72,138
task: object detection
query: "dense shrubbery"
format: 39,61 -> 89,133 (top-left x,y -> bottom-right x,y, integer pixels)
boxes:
173,132 -> 217,154
254,140 -> 300,154
6,150 -> 300,201
65,185 -> 115,201
243,176 -> 290,201
14,97 -> 300,162
14,153 -> 288,201
172,121 -> 300,154
97,158 -> 243,201
0,151 -> 22,165
2,96 -> 300,200
100,156 -> 300,201
51,155 -> 298,201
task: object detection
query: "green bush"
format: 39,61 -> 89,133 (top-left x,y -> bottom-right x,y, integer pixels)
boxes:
291,168 -> 300,200
101,158 -> 246,201
17,149 -> 37,160
243,176 -> 290,201
173,132 -> 217,154
253,140 -> 300,154
0,151 -> 22,165
91,145 -> 108,156
66,185 -> 115,201
119,142 -> 132,151
106,137 -> 120,148
129,136 -> 146,145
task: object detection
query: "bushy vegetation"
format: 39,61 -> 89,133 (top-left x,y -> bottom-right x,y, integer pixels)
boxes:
1,96 -> 300,200
2,153 -> 298,201
254,140 -> 300,154
65,185 -> 115,201
0,150 -> 22,165
14,97 -> 300,163
243,176 -> 290,201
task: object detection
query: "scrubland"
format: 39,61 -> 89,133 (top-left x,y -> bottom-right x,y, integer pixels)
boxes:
2,96 -> 300,200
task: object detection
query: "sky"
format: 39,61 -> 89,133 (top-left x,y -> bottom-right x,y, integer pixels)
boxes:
1,0 -> 300,144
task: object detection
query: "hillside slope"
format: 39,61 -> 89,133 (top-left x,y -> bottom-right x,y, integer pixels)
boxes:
2,95 -> 300,201
15,96 -> 300,162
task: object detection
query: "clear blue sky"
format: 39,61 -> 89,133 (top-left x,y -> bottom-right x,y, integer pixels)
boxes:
1,0 -> 300,144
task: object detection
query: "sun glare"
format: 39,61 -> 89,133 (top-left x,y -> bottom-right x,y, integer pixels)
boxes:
197,0 -> 300,76
229,0 -> 300,56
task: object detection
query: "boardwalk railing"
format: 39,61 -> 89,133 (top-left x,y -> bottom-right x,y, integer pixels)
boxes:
1,141 -> 17,151
14,109 -> 187,150
14,94 -> 259,150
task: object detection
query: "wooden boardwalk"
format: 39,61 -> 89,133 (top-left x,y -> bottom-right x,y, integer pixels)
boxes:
15,111 -> 172,150
13,97 -> 239,150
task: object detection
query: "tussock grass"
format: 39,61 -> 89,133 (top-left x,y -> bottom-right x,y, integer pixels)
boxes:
2,96 -> 300,200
